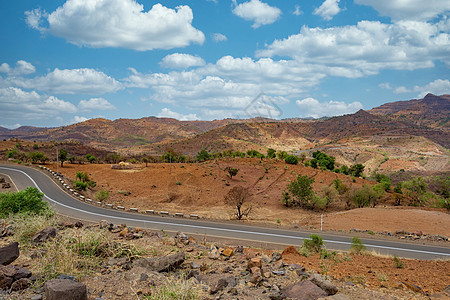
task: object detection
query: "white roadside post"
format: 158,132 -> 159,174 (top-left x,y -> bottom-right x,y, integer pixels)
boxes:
321,214 -> 323,232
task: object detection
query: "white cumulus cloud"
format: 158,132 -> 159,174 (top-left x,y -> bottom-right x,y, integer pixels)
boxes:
232,0 -> 281,28
25,0 -> 205,51
157,108 -> 199,121
314,0 -> 341,21
393,79 -> 450,97
296,97 -> 363,118
78,97 -> 116,111
160,53 -> 206,69
72,116 -> 89,123
212,33 -> 228,42
257,20 -> 449,77
0,61 -> 36,76
355,0 -> 449,21
0,87 -> 77,121
13,68 -> 122,94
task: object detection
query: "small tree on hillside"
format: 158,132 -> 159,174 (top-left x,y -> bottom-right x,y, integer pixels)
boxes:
225,167 -> 239,180
283,175 -> 316,208
225,186 -> 252,220
58,149 -> 67,167
86,154 -> 96,163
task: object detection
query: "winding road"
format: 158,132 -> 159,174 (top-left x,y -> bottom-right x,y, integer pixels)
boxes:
1,164 -> 449,260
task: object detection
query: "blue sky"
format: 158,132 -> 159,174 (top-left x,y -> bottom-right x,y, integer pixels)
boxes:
0,0 -> 449,128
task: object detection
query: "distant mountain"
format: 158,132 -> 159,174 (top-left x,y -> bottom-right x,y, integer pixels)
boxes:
369,93 -> 450,128
0,94 -> 448,153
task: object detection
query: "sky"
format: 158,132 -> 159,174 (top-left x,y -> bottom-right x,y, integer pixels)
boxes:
0,0 -> 449,128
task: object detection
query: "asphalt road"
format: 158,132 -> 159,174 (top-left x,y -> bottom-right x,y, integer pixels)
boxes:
1,164 -> 449,260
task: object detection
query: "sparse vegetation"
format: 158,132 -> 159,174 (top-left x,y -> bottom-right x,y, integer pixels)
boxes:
350,237 -> 366,254
95,189 -> 109,202
225,167 -> 239,180
0,187 -> 51,218
393,255 -> 404,269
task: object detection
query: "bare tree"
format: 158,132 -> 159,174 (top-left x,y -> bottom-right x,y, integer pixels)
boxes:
225,186 -> 252,220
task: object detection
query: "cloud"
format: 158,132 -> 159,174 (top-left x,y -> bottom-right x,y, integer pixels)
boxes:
25,0 -> 205,51
293,5 -> 303,16
0,60 -> 36,75
160,53 -> 206,69
392,79 -> 450,97
355,0 -> 449,21
72,116 -> 89,124
157,108 -> 199,121
78,97 -> 116,111
257,20 -> 449,77
314,0 -> 341,21
212,33 -> 228,42
11,68 -> 122,94
232,0 -> 281,28
296,97 -> 363,118
0,87 -> 77,121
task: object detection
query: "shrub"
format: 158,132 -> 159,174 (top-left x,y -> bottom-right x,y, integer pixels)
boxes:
225,167 -> 239,180
333,179 -> 349,195
350,237 -> 366,254
267,148 -> 276,159
0,187 -> 50,218
311,151 -> 335,170
375,173 -> 392,191
350,164 -> 365,177
95,190 -> 109,202
196,149 -> 211,162
352,185 -> 384,208
86,154 -> 96,163
302,234 -> 324,253
74,180 -> 88,191
285,155 -> 298,165
393,255 -> 404,268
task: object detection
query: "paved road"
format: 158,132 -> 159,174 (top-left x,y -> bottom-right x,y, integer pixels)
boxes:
1,164 -> 449,260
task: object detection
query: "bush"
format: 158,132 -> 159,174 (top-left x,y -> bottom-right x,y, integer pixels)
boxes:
350,237 -> 366,254
352,185 -> 384,208
95,190 -> 109,202
311,151 -> 335,170
375,173 -> 392,191
0,187 -> 50,218
302,234 -> 324,253
74,180 -> 88,191
333,179 -> 349,195
267,148 -> 276,159
393,255 -> 404,268
285,155 -> 298,165
225,167 -> 239,180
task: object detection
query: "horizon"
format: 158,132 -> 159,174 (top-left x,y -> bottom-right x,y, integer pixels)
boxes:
1,0 -> 449,129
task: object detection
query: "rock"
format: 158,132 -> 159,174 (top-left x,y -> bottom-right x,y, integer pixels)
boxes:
74,221 -> 83,228
318,295 -> 350,300
56,274 -> 77,281
209,246 -> 220,260
272,270 -> 285,276
247,257 -> 262,270
269,291 -> 286,300
310,273 -> 338,295
270,252 -> 282,263
133,252 -> 185,272
282,245 -> 300,258
0,242 -> 19,265
45,279 -> 88,300
162,237 -> 176,246
222,248 -> 234,257
249,267 -> 262,284
9,265 -> 32,280
0,265 -> 14,289
210,278 -> 228,294
283,280 -> 328,299
190,262 -> 201,269
235,245 -> 244,253
402,282 -> 423,293
10,278 -> 30,291
443,285 -> 450,295
32,227 -> 57,244
125,267 -> 165,284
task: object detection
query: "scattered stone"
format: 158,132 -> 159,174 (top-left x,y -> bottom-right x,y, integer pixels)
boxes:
247,257 -> 262,270
272,270 -> 285,276
442,285 -> 450,295
235,245 -> 244,253
270,252 -> 282,263
0,242 -> 19,265
32,227 -> 57,244
318,294 -> 350,300
209,245 -> 220,260
133,252 -> 185,272
249,267 -> 262,284
190,262 -> 201,269
210,278 -> 228,294
10,277 -> 30,291
56,274 -> 77,282
44,279 -> 88,300
309,273 -> 338,295
402,282 -> 423,293
283,280 -> 328,299
222,248 -> 234,257
9,265 -> 32,281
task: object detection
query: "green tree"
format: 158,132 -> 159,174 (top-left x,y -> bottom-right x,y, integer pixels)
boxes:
29,152 -> 49,164
402,177 -> 427,206
283,175 -> 316,209
375,173 -> 392,191
285,155 -> 298,165
311,151 -> 335,170
352,184 -> 384,208
58,149 -> 68,167
225,167 -> 239,180
267,148 -> 276,159
196,149 -> 211,162
86,154 -> 96,163
350,164 -> 365,177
